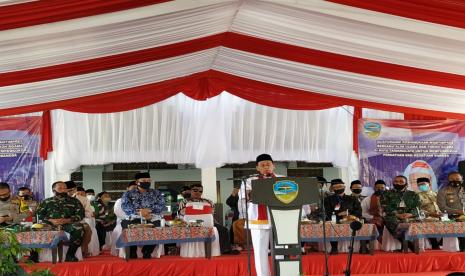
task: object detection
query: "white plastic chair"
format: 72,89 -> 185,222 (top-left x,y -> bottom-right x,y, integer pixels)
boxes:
111,199 -> 125,256
180,202 -> 221,257
84,217 -> 101,256
381,226 -> 401,252
38,232 -> 83,262
443,237 -> 460,252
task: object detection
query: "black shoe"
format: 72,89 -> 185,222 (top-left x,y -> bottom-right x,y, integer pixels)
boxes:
330,249 -> 338,255
65,255 -> 79,262
143,253 -> 152,259
28,251 -> 39,263
407,241 -> 416,253
129,247 -> 138,259
224,249 -> 240,255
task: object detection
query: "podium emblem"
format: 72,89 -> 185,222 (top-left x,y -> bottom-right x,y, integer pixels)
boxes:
273,180 -> 299,204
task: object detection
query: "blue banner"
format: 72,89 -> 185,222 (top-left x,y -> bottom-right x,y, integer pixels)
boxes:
359,119 -> 465,191
0,116 -> 44,200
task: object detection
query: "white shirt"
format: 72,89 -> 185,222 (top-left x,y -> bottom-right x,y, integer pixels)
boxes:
238,174 -> 284,230
113,198 -> 126,222
74,194 -> 94,218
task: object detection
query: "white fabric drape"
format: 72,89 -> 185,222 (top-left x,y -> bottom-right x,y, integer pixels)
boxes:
48,92 -> 353,178
232,0 -> 465,75
4,45 -> 465,113
0,49 -> 216,109
2,0 -> 465,116
0,0 -> 237,72
213,47 -> 465,114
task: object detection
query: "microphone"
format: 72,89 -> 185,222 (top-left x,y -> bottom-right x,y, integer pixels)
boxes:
226,174 -> 260,180
349,220 -> 363,232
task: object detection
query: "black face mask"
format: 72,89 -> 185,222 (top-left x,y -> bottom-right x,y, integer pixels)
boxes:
374,190 -> 385,196
20,195 -> 31,200
139,182 -> 151,190
334,189 -> 345,195
449,181 -> 462,187
0,196 -> 10,202
393,184 -> 406,191
55,192 -> 68,198
351,189 -> 362,194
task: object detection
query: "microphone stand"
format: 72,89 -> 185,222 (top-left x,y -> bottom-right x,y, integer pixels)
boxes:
319,184 -> 330,276
241,176 -> 253,276
344,221 -> 362,276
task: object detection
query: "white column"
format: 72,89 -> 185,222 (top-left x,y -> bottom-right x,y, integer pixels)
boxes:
201,167 -> 218,203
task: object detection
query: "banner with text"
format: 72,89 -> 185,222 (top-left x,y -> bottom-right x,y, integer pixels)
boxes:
359,119 -> 465,191
0,116 -> 44,199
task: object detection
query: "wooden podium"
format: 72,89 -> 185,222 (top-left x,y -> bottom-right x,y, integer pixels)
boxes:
251,177 -> 320,276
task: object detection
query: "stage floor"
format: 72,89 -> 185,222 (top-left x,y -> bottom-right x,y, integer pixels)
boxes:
25,250 -> 465,276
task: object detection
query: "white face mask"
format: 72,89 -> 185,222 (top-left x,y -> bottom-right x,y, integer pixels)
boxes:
87,195 -> 96,201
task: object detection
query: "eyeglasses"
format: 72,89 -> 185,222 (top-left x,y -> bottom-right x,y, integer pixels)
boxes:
191,189 -> 203,193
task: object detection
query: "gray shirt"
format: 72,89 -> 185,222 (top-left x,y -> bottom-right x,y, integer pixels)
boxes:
0,198 -> 20,224
437,185 -> 465,213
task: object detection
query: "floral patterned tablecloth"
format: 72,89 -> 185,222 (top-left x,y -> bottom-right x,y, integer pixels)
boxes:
16,231 -> 67,248
116,226 -> 215,248
405,222 -> 465,240
300,223 -> 378,242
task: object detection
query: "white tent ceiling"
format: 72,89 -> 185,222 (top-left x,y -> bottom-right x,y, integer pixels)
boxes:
1,0 -> 465,116
0,0 -> 463,192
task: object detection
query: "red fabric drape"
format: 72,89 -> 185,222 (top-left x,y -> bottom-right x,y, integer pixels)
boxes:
223,33 -> 465,90
2,70 -> 465,121
353,107 -> 362,154
4,32 -> 465,92
403,114 -> 446,120
0,34 -> 226,87
328,0 -> 465,29
25,250 -> 465,275
0,0 -> 171,31
40,111 -> 52,160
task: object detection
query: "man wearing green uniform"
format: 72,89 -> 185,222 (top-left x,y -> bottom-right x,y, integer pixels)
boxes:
36,181 -> 85,262
381,175 -> 420,252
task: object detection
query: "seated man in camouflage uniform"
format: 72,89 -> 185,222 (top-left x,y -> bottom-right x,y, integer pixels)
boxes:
36,181 -> 85,262
381,175 -> 420,252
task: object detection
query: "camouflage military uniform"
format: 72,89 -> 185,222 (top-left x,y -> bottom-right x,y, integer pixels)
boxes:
418,191 -> 440,216
35,196 -> 85,247
381,190 -> 420,240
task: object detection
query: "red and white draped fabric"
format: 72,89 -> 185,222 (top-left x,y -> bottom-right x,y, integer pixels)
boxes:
1,0 -> 465,189
1,0 -> 465,117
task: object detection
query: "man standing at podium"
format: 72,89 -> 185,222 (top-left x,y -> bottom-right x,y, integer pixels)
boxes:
239,153 -> 282,276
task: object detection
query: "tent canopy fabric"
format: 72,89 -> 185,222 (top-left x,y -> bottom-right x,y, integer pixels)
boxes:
0,0 -> 465,118
2,0 -> 464,187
